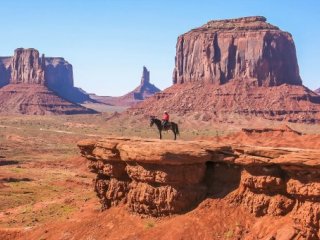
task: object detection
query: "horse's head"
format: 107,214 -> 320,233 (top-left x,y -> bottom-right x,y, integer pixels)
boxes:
150,116 -> 155,127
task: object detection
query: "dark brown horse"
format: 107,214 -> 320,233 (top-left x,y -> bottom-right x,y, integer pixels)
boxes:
150,116 -> 179,140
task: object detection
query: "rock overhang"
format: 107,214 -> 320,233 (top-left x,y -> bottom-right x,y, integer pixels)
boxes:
78,137 -> 320,167
78,137 -> 320,238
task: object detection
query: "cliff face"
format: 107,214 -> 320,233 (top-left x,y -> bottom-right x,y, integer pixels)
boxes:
45,57 -> 73,89
78,137 -> 320,240
172,16 -> 302,86
0,48 -> 92,103
0,57 -> 11,87
316,88 -> 320,95
44,57 -> 93,103
10,48 -> 45,84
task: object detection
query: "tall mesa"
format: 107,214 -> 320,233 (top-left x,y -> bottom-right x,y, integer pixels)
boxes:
172,16 -> 302,86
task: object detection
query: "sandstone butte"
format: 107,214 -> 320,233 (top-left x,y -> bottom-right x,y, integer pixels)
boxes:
78,137 -> 320,239
0,48 -> 96,114
132,16 -> 320,123
90,66 -> 161,106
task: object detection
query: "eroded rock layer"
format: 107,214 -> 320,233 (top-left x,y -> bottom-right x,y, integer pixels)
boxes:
78,137 -> 320,240
134,82 -> 320,123
0,84 -> 96,115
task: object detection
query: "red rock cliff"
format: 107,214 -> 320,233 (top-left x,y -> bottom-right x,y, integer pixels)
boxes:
11,48 -> 45,84
0,48 -> 92,103
172,16 -> 302,86
78,137 -> 320,239
0,57 -> 11,87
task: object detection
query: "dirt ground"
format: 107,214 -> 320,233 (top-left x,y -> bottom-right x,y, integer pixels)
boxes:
0,113 -> 319,239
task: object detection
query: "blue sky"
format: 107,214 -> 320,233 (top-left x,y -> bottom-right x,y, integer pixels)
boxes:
0,0 -> 319,95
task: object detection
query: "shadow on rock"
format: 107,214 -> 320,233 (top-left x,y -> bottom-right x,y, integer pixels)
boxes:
0,160 -> 20,166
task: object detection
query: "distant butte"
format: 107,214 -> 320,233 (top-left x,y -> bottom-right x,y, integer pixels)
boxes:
0,48 -> 96,115
90,66 -> 160,106
119,66 -> 161,102
0,48 -> 94,104
132,16 -> 320,123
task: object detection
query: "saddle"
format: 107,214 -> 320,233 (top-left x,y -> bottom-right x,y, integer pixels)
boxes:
162,121 -> 171,130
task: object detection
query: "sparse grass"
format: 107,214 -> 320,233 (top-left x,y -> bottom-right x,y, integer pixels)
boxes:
224,229 -> 234,238
0,116 -> 96,228
9,167 -> 24,173
0,180 -> 63,212
4,202 -> 78,227
145,220 -> 155,229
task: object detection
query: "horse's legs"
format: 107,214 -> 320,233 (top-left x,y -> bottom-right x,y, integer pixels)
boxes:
159,130 -> 162,140
171,128 -> 176,140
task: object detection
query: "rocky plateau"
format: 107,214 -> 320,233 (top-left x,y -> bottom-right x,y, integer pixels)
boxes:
78,136 -> 320,240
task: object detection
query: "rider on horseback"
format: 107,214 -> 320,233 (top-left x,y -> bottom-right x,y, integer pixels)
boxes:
150,113 -> 179,140
162,111 -> 169,128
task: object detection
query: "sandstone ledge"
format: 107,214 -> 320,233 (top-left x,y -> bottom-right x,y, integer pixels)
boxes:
78,137 -> 320,167
78,137 -> 320,239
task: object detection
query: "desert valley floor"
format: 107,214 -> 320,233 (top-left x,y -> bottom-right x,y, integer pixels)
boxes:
0,113 -> 319,240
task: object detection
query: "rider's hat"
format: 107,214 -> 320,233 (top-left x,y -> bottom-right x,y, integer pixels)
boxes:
164,111 -> 168,113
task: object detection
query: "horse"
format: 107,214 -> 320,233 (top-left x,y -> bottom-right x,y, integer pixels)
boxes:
150,116 -> 179,140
